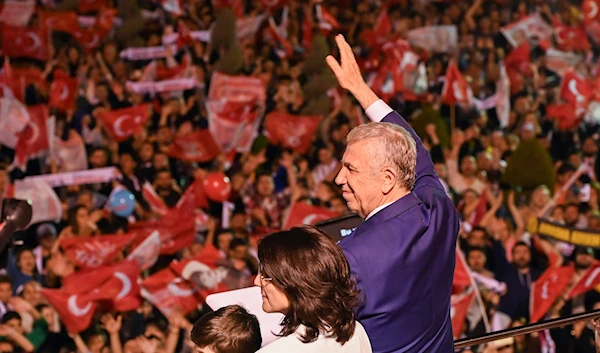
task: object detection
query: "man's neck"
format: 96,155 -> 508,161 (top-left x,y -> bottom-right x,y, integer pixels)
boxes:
366,189 -> 411,220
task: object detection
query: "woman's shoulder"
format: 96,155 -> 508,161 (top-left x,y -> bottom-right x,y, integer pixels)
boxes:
257,322 -> 372,353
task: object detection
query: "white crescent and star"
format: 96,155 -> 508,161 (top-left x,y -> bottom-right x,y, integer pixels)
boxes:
589,1 -> 599,20
23,33 -> 41,52
301,214 -> 319,225
114,271 -> 132,300
113,114 -> 143,137
167,282 -> 195,297
58,84 -> 69,101
67,295 -> 93,317
568,79 -> 584,101
25,120 -> 39,145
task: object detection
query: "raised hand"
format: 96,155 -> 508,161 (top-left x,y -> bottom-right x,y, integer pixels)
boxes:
326,34 -> 379,109
100,314 -> 122,335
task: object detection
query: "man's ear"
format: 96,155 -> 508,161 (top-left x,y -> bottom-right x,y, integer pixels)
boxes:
381,167 -> 397,194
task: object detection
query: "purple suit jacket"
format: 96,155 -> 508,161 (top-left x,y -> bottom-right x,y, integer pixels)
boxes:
340,111 -> 459,353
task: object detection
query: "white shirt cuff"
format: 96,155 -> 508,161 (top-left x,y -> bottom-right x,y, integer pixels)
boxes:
364,99 -> 393,122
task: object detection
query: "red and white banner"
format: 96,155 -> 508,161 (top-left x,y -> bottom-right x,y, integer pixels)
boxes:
60,234 -> 134,269
167,129 -> 221,163
51,133 -> 88,172
263,112 -> 322,154
120,44 -> 178,61
530,265 -> 574,323
125,78 -> 199,95
24,167 -> 121,188
500,13 -> 554,47
96,105 -> 151,142
453,249 -> 472,294
282,202 -> 340,230
407,25 -> 458,54
141,182 -> 169,216
0,0 -> 36,27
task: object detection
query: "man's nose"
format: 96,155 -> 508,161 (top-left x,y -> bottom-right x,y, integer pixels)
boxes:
335,168 -> 345,186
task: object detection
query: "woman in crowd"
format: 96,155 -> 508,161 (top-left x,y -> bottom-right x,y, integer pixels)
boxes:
254,225 -> 371,353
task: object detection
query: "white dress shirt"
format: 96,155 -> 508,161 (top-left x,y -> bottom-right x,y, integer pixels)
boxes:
256,322 -> 372,353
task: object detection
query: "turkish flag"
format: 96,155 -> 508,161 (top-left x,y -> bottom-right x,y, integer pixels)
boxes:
167,129 -> 220,163
14,105 -> 49,170
453,250 -> 472,294
60,234 -> 134,269
263,112 -> 322,154
49,70 -> 78,112
141,268 -> 203,317
451,289 -> 475,339
282,202 -> 340,230
566,261 -> 600,299
361,8 -> 392,48
73,28 -> 106,53
39,11 -> 79,33
78,0 -> 109,13
212,0 -> 244,17
1,25 -> 50,61
40,288 -> 97,333
42,260 -> 141,332
555,25 -> 590,52
441,62 -> 468,105
12,67 -> 46,90
96,104 -> 151,142
0,74 -> 25,101
171,243 -> 244,300
583,0 -> 600,24
530,265 -> 574,322
560,71 -> 592,117
315,4 -> 340,34
176,178 -> 209,210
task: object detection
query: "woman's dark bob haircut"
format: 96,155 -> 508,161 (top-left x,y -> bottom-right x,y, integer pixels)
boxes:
258,225 -> 360,345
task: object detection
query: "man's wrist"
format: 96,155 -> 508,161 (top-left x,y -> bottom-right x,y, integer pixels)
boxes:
349,83 -> 380,111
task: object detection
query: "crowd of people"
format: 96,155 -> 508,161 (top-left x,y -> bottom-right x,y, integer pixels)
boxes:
0,0 -> 598,352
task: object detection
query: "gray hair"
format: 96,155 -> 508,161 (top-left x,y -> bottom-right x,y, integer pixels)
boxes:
346,122 -> 417,190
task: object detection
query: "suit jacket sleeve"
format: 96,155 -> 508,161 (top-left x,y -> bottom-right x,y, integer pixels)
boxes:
342,247 -> 365,318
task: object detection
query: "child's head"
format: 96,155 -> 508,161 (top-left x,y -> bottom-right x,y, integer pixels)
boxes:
191,305 -> 262,353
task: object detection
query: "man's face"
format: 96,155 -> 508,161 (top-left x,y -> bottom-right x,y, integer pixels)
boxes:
229,245 -> 248,261
467,250 -> 486,272
460,156 -> 477,177
575,253 -> 594,269
0,283 -> 12,303
335,141 -> 383,218
564,206 -> 580,225
155,171 -> 172,189
512,245 -> 531,269
468,230 -> 486,248
5,319 -> 21,335
583,138 -> 598,157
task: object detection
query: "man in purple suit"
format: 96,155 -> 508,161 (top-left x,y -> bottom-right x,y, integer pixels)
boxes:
326,35 -> 459,353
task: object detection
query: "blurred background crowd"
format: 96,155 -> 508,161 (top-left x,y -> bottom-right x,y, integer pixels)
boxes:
0,0 -> 599,352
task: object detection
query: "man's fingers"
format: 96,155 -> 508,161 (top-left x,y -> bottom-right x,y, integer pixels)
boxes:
326,55 -> 344,80
335,34 -> 355,66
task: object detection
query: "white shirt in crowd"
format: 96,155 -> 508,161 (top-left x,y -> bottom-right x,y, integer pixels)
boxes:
256,322 -> 372,353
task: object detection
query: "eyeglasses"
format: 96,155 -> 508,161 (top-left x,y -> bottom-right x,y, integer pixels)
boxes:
258,264 -> 273,287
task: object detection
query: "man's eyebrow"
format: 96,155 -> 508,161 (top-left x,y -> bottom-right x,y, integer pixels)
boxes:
343,161 -> 355,169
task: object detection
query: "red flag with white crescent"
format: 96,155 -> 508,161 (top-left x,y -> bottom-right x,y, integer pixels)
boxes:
39,11 -> 79,33
49,70 -> 78,112
1,25 -> 50,61
530,265 -> 574,323
282,202 -> 340,230
263,112 -> 322,154
73,28 -> 106,53
560,71 -> 593,117
14,105 -> 50,171
583,0 -> 600,24
96,104 -> 152,142
566,261 -> 600,299
141,268 -> 202,317
40,288 -> 97,333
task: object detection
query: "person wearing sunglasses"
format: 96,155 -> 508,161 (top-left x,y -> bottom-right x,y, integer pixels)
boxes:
254,225 -> 372,353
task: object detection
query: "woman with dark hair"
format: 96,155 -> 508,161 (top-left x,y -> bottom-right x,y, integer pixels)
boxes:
254,225 -> 371,353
